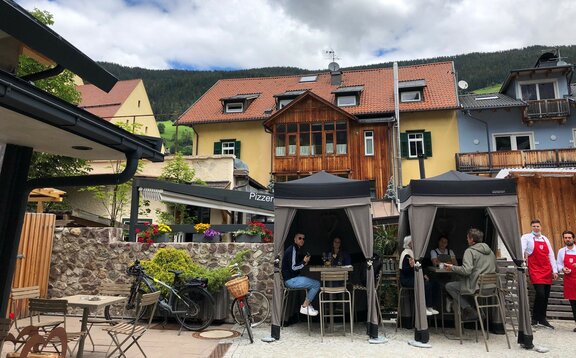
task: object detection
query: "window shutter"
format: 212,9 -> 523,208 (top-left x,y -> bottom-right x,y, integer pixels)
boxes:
424,131 -> 432,157
234,141 -> 241,159
400,133 -> 408,158
213,142 -> 222,155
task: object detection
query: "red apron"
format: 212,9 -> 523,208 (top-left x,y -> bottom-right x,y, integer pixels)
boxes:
528,237 -> 552,284
564,251 -> 576,300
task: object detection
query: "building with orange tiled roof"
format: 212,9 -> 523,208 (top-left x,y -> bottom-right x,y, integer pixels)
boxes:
178,61 -> 460,195
78,78 -> 161,140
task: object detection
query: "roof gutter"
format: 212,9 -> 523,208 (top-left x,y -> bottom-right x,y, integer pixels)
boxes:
20,64 -> 64,82
26,148 -> 141,191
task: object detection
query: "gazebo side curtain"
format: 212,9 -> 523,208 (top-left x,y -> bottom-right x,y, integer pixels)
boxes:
345,205 -> 378,337
487,206 -> 533,349
408,205 -> 437,343
271,207 -> 296,340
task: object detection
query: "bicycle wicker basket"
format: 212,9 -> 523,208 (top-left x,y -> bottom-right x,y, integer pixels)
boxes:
225,275 -> 249,299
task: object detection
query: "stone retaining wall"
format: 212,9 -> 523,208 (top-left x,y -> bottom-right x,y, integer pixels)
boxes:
49,227 -> 275,320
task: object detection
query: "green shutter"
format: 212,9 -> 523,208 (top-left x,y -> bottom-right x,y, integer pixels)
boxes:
400,133 -> 408,158
213,141 -> 222,154
424,131 -> 432,157
234,141 -> 241,159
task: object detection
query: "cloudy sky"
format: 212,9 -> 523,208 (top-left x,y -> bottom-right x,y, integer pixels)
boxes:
16,0 -> 576,71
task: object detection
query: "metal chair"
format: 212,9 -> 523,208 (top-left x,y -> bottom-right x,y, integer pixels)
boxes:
498,271 -> 518,337
11,287 -> 63,334
280,273 -> 311,335
5,327 -> 67,358
319,271 -> 353,341
472,273 -> 511,352
102,291 -> 160,358
28,298 -> 83,356
395,274 -> 438,332
85,282 -> 131,351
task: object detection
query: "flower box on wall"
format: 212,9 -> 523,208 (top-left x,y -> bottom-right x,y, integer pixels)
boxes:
235,234 -> 261,243
192,234 -> 221,243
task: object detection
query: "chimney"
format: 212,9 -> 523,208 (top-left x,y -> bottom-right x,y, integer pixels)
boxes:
331,70 -> 342,86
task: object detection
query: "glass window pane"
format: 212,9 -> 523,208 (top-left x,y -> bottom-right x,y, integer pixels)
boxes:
299,133 -> 310,156
325,133 -> 334,154
311,123 -> 322,131
336,131 -> 347,154
276,133 -> 285,156
299,123 -> 310,132
495,136 -> 512,151
288,135 -> 297,155
337,95 -> 356,106
276,124 -> 286,133
520,84 -> 537,100
538,83 -> 555,99
312,132 -> 322,156
325,123 -> 334,131
516,136 -> 531,150
287,124 -> 297,133
336,122 -> 346,130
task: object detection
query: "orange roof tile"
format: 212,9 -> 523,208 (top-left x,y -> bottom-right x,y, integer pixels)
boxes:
178,61 -> 458,125
77,79 -> 141,120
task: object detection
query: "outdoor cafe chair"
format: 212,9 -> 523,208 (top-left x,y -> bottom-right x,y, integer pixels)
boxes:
280,271 -> 311,336
11,287 -> 63,334
5,326 -> 67,358
102,291 -> 160,358
28,298 -> 83,357
395,273 -> 437,332
318,271 -> 353,341
85,282 -> 132,352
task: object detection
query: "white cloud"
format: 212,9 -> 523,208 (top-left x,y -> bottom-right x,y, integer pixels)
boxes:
16,0 -> 576,70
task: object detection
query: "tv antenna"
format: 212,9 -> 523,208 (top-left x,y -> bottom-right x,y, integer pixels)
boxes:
325,49 -> 340,63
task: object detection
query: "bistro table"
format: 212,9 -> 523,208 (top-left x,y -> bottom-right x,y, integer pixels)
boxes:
427,266 -> 458,335
61,294 -> 127,358
309,265 -> 354,333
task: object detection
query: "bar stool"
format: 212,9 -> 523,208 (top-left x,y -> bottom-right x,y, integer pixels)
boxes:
280,274 -> 311,336
319,271 -> 353,341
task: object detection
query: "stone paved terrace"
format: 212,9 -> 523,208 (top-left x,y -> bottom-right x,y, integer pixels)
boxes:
3,317 -> 575,357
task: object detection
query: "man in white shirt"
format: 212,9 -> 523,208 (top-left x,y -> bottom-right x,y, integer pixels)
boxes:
521,219 -> 558,329
557,230 -> 576,332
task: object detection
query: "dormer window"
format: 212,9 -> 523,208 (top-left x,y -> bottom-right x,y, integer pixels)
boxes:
399,79 -> 425,103
332,86 -> 363,107
225,102 -> 244,113
221,93 -> 260,113
274,90 -> 307,110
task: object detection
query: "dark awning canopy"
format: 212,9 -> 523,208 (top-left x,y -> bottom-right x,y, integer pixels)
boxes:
399,170 -> 516,202
274,171 -> 370,200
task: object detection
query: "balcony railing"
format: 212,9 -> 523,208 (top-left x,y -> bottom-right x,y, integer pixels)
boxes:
456,148 -> 576,173
524,99 -> 570,122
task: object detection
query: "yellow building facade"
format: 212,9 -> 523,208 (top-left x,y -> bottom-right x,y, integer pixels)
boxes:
400,110 -> 459,185
193,121 -> 272,187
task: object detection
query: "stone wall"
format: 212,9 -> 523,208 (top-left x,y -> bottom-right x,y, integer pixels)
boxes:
49,227 -> 275,320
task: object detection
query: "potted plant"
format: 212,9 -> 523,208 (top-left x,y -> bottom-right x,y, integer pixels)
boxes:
193,223 -> 221,242
135,222 -> 172,244
373,224 -> 399,316
234,221 -> 273,243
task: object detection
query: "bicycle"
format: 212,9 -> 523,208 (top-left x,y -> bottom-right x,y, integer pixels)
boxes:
121,260 -> 215,334
225,264 -> 260,343
228,264 -> 270,328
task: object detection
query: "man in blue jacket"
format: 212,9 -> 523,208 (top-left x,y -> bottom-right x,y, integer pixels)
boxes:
282,232 -> 320,316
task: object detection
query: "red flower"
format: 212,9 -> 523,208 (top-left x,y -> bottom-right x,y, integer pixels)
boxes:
146,238 -> 153,244
138,237 -> 144,243
153,229 -> 159,234
9,312 -> 15,320
135,228 -> 141,234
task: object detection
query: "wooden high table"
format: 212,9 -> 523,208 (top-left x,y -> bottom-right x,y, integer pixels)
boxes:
61,294 -> 127,358
308,265 -> 354,333
426,266 -> 457,335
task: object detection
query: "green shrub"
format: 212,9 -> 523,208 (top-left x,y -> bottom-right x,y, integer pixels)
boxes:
374,224 -> 399,256
140,247 -> 250,294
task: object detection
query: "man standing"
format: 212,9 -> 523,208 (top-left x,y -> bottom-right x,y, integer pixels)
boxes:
282,232 -> 320,316
557,230 -> 576,332
444,228 -> 496,320
521,219 -> 558,329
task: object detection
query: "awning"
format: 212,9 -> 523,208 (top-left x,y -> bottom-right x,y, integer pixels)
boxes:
371,200 -> 399,220
136,178 -> 274,217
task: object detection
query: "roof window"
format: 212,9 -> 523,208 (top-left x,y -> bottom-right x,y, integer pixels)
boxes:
300,75 -> 318,82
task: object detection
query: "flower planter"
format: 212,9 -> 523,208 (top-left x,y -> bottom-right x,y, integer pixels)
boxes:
212,287 -> 230,321
235,234 -> 261,243
192,233 -> 221,243
154,233 -> 171,243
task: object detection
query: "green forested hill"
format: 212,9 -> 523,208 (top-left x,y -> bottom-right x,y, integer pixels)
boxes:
98,45 -> 576,120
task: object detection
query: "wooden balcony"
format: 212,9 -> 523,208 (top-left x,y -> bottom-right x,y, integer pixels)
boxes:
523,99 -> 570,124
456,148 -> 576,173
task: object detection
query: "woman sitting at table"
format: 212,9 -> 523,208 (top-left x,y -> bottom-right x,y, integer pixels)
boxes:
400,235 -> 439,316
328,237 -> 352,266
430,235 -> 458,267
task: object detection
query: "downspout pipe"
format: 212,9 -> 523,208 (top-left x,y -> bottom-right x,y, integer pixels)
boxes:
463,109 -> 492,171
26,148 -> 141,191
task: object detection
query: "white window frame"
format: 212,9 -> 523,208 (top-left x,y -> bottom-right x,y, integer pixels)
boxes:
364,131 -> 374,156
278,98 -> 292,108
400,90 -> 422,102
225,102 -> 244,113
492,132 -> 534,151
337,95 -> 357,107
407,132 -> 424,158
516,79 -> 559,100
572,129 -> 576,148
221,141 -> 236,155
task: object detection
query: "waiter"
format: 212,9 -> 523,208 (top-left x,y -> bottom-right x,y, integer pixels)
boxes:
521,219 -> 558,329
557,230 -> 576,332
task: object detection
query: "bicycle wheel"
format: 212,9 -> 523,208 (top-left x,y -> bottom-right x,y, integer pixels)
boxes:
240,300 -> 254,344
173,286 -> 215,331
231,290 -> 270,327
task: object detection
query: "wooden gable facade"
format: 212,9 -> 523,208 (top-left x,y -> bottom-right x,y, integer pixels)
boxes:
264,92 -> 392,198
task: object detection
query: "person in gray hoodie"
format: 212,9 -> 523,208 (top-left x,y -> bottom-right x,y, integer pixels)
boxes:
444,228 -> 496,321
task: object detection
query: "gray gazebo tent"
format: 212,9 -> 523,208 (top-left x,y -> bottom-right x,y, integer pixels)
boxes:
270,171 -> 380,340
398,170 -> 533,348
